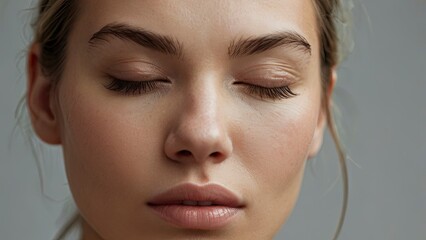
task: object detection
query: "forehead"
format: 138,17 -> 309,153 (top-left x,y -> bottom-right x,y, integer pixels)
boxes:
72,0 -> 320,60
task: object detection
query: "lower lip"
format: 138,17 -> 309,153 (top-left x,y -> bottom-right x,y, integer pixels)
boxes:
148,205 -> 241,230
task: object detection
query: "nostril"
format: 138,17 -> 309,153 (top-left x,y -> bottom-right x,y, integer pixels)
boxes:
210,152 -> 221,158
177,150 -> 192,157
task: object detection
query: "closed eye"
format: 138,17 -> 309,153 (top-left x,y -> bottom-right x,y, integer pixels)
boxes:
235,83 -> 298,100
104,76 -> 170,96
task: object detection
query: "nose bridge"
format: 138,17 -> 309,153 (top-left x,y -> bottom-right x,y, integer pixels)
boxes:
165,74 -> 232,164
180,75 -> 225,152
185,78 -> 220,130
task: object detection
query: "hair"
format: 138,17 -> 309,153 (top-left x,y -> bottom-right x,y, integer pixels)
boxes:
28,0 -> 349,239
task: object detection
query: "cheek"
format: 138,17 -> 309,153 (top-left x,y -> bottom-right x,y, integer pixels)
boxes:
237,101 -> 318,189
56,79 -> 164,219
233,94 -> 320,228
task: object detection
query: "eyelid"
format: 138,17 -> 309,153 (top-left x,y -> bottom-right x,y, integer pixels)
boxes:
106,61 -> 168,80
233,64 -> 300,101
235,64 -> 300,87
106,70 -> 167,82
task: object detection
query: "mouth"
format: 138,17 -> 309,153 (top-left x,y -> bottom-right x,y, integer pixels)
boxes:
147,183 -> 245,230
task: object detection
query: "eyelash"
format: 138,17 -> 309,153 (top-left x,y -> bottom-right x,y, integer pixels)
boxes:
244,84 -> 297,100
105,78 -> 166,96
105,78 -> 297,100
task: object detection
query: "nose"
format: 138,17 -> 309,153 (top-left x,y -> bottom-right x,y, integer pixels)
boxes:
164,83 -> 233,165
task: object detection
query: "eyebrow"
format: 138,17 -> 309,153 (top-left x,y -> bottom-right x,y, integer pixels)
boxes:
228,31 -> 312,58
88,23 -> 311,60
88,23 -> 183,58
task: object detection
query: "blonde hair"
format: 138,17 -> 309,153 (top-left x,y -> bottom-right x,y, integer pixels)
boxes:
27,0 -> 351,239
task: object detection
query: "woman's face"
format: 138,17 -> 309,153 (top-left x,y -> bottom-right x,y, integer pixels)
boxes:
50,0 -> 326,239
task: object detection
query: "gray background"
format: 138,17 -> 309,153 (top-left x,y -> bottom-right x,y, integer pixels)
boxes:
1,0 -> 425,239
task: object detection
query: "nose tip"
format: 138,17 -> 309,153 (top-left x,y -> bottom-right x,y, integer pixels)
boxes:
165,125 -> 233,164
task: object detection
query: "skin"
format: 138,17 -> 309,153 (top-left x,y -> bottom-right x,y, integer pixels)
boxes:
28,0 -> 336,239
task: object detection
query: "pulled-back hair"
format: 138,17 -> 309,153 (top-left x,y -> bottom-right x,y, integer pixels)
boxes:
30,1 -> 349,239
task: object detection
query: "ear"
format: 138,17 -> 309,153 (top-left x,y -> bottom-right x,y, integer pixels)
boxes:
308,68 -> 337,158
27,43 -> 61,145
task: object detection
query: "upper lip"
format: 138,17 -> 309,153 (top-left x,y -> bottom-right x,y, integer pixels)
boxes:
147,183 -> 244,208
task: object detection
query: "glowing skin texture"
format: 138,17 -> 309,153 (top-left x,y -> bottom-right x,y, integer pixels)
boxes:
28,0 -> 334,239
